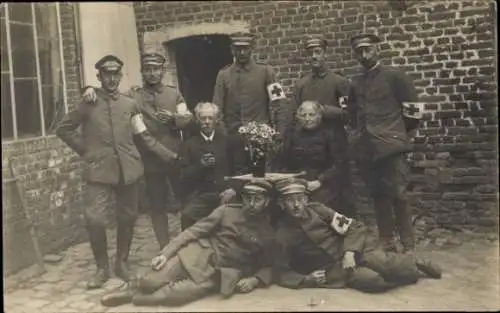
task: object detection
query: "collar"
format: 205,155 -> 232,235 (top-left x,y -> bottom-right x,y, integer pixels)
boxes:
200,130 -> 215,142
233,58 -> 256,72
97,88 -> 120,101
144,83 -> 165,94
312,65 -> 328,78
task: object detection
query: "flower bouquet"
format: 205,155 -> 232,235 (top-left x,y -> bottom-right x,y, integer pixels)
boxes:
238,122 -> 281,177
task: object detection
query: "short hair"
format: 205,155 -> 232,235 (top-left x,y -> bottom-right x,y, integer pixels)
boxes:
194,102 -> 220,118
296,100 -> 324,116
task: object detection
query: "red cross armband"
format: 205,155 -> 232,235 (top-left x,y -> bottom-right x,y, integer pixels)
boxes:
331,212 -> 354,235
267,83 -> 286,101
131,113 -> 147,134
402,102 -> 425,120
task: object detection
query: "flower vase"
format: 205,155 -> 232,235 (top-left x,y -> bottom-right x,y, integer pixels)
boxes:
251,155 -> 267,177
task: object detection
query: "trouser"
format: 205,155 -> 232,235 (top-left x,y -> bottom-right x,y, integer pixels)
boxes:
346,249 -> 419,293
84,180 -> 139,270
144,171 -> 177,249
181,190 -> 220,230
135,255 -> 217,306
359,153 -> 415,250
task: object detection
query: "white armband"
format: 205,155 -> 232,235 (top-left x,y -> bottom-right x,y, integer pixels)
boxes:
131,113 -> 147,134
267,82 -> 286,101
402,102 -> 425,119
330,212 -> 353,235
176,102 -> 191,115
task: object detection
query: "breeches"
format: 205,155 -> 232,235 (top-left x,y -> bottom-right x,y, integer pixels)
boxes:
144,171 -> 176,214
181,191 -> 220,229
84,181 -> 139,227
359,153 -> 409,199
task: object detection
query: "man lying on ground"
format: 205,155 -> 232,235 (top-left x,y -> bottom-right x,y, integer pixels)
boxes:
272,178 -> 442,293
100,180 -> 276,307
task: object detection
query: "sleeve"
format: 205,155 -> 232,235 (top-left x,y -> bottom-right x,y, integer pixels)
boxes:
253,239 -> 277,286
176,89 -> 186,105
179,139 -> 205,186
346,83 -> 357,129
265,65 -> 288,136
273,228 -> 309,289
318,128 -> 347,184
286,83 -> 302,131
160,205 -> 226,260
392,70 -> 419,104
212,70 -> 227,131
131,103 -> 178,162
55,100 -> 89,156
311,203 -> 365,253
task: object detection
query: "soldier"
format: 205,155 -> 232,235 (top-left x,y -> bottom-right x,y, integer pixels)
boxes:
56,55 -> 178,288
100,180 -> 276,307
273,178 -> 441,293
346,33 -> 422,253
82,52 -> 193,249
287,35 -> 355,217
178,102 -> 240,230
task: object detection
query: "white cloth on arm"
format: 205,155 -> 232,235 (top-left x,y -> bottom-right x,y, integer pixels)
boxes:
267,82 -> 286,101
330,212 -> 353,235
131,113 -> 147,134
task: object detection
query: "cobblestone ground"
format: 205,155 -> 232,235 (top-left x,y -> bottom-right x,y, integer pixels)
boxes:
4,214 -> 499,312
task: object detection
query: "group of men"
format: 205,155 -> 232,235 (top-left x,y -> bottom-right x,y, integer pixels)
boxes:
56,30 -> 438,307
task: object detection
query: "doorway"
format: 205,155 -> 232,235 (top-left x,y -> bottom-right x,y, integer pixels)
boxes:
170,35 -> 233,111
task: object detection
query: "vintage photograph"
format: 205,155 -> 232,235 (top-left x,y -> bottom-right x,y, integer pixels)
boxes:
2,1 -> 499,311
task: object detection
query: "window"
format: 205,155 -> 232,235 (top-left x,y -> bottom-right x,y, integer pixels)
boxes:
1,3 -> 67,140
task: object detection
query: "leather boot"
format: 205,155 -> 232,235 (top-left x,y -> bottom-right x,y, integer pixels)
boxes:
101,282 -> 134,307
115,220 -> 135,282
416,259 -> 442,279
150,213 -> 170,250
86,225 -> 110,289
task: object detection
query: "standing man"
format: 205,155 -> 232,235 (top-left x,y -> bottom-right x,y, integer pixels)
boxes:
346,33 -> 421,253
178,102 -> 239,230
82,52 -> 193,250
212,31 -> 288,137
57,55 -> 178,288
287,35 -> 355,217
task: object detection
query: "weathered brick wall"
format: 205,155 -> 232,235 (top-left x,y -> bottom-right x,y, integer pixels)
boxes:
133,0 -> 498,232
2,4 -> 89,276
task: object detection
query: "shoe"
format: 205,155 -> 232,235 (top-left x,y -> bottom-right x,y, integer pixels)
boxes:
100,283 -> 134,307
87,268 -> 110,289
416,259 -> 442,279
115,260 -> 132,282
132,290 -> 167,306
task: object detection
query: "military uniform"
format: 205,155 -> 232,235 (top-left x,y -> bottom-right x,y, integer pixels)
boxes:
287,35 -> 355,216
273,179 -> 440,293
100,181 -> 276,307
346,33 -> 419,251
278,124 -> 350,214
57,55 -> 178,288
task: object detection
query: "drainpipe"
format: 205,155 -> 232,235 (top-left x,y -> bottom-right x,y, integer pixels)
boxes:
72,3 -> 85,89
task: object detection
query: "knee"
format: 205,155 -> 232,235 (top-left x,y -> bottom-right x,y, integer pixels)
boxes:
347,268 -> 391,293
84,210 -> 107,228
117,210 -> 138,224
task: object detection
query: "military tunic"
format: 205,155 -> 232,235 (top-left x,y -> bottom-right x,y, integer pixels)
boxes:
145,204 -> 276,297
274,202 -> 419,292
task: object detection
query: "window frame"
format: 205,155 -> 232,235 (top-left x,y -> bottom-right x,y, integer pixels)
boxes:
2,3 -> 68,142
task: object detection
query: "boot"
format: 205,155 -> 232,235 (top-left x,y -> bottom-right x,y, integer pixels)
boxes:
86,225 -> 110,289
151,213 -> 170,250
101,282 -> 134,307
416,259 -> 442,279
115,220 -> 135,282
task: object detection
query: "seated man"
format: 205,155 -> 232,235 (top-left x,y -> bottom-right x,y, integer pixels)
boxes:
178,102 -> 240,230
101,180 -> 276,307
278,100 -> 355,217
273,178 -> 442,293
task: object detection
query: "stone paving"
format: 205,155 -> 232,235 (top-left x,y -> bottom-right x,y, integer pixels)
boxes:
3,214 -> 500,312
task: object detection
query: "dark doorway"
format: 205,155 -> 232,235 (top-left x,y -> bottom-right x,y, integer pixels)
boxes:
171,35 -> 233,111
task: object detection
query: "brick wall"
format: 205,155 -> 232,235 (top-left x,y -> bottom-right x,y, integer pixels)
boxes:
133,0 -> 498,231
2,4 -> 88,276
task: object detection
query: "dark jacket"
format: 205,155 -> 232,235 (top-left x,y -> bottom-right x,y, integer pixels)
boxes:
274,202 -> 366,289
160,204 -> 276,296
212,59 -> 287,135
129,84 -> 193,173
56,88 -> 176,185
346,64 -> 418,162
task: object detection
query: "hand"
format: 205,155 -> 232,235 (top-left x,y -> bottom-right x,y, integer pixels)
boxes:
219,188 -> 236,204
82,87 -> 97,103
200,153 -> 216,167
236,277 -> 259,293
307,180 -> 321,192
342,251 -> 357,271
304,269 -> 326,286
155,109 -> 174,124
151,255 -> 167,271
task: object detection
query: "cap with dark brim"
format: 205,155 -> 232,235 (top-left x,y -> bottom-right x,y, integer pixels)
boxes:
350,33 -> 381,48
242,180 -> 273,194
142,52 -> 166,66
275,178 -> 308,196
95,54 -> 124,71
231,32 -> 254,46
